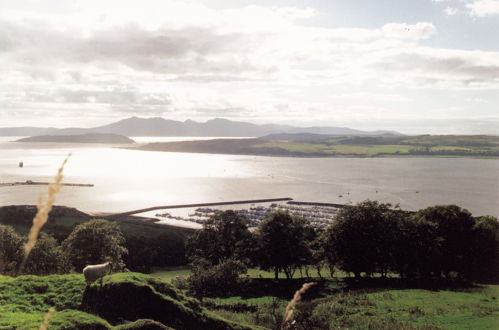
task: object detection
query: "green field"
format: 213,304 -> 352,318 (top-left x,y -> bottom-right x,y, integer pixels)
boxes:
0,272 -> 252,330
150,268 -> 499,330
137,134 -> 499,158
252,135 -> 499,157
1,269 -> 497,329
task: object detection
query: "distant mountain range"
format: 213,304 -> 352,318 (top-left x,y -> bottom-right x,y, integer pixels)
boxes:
0,117 -> 401,137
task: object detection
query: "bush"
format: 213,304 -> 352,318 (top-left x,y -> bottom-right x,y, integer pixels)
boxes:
187,259 -> 249,298
0,224 -> 24,275
62,219 -> 127,271
22,233 -> 70,275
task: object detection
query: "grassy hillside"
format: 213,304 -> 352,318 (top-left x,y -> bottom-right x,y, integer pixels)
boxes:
1,270 -> 497,329
135,135 -> 499,158
150,268 -> 499,329
0,273 -> 253,330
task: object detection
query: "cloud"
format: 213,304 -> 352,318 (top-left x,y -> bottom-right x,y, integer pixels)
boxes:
444,7 -> 459,15
0,0 -> 497,132
381,22 -> 436,40
467,0 -> 499,16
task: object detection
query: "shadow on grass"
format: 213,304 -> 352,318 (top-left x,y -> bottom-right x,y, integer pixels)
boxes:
206,276 -> 490,302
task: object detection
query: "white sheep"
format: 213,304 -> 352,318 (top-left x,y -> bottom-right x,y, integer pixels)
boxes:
83,262 -> 112,284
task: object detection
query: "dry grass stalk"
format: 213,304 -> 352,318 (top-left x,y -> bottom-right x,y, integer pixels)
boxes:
24,154 -> 71,258
39,307 -> 55,330
284,282 -> 317,323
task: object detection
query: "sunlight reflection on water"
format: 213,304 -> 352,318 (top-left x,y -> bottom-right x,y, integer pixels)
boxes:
0,136 -> 498,216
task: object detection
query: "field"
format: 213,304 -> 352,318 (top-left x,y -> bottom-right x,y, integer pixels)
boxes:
136,134 -> 499,158
0,268 -> 497,329
151,268 -> 499,330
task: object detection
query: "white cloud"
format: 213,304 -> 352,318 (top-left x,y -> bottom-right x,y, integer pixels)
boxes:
467,0 -> 499,16
381,22 -> 436,40
444,7 -> 459,15
0,0 -> 498,132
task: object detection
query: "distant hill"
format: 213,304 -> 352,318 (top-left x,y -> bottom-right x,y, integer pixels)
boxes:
0,117 -> 401,137
133,135 -> 499,158
16,133 -> 135,144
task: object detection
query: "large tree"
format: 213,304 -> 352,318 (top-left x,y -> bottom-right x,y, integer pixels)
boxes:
325,200 -> 400,278
0,225 -> 24,275
23,232 -> 70,275
470,215 -> 499,282
186,210 -> 253,265
412,205 -> 475,279
254,210 -> 310,279
63,219 -> 127,271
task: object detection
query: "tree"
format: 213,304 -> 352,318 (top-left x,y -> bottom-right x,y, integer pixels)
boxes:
123,234 -> 158,273
325,200 -> 400,278
186,210 -> 253,265
187,258 -> 248,298
470,215 -> 499,282
412,205 -> 475,279
254,211 -> 310,279
62,219 -> 127,271
309,230 -> 329,278
23,233 -> 70,275
0,225 -> 24,275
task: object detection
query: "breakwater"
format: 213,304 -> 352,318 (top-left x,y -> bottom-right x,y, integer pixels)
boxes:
288,201 -> 346,208
105,197 -> 293,218
0,181 -> 94,187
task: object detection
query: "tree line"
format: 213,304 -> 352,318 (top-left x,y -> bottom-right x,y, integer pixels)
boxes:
1,200 -> 497,292
184,201 -> 498,296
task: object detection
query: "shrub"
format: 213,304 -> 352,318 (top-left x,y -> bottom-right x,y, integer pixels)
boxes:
62,219 -> 127,271
0,224 -> 24,275
22,233 -> 70,275
187,258 -> 249,298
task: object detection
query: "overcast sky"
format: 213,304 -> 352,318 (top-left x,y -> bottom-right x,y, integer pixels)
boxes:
1,0 -> 498,133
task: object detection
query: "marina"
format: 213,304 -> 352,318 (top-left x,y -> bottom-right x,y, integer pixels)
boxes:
154,200 -> 342,229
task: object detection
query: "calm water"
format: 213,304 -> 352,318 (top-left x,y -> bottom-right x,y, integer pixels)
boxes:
0,136 -> 498,216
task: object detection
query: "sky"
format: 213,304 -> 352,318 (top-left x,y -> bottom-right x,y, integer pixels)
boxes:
0,0 -> 498,134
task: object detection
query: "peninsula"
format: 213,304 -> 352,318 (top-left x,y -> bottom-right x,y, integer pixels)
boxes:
16,133 -> 135,144
132,134 -> 499,158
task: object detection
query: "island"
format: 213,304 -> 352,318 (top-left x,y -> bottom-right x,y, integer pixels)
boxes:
16,133 -> 135,144
132,134 -> 499,158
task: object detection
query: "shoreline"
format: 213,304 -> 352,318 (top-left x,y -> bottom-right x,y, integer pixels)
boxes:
125,146 -> 499,159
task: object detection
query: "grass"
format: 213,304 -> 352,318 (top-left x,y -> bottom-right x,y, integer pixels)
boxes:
152,266 -> 355,282
0,272 -> 254,330
294,285 -> 499,330
150,268 -> 499,329
0,274 -> 104,329
205,284 -> 499,330
368,287 -> 499,329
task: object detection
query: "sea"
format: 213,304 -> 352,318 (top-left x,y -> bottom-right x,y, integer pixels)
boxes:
1,136 -> 498,221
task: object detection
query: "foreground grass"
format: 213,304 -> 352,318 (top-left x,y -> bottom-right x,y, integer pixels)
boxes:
2,270 -> 497,329
151,268 -> 499,329
0,273 -> 253,330
204,284 -> 499,330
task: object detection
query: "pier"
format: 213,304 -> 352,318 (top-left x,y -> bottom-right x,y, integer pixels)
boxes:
0,181 -> 94,187
288,201 -> 346,208
105,197 -> 293,218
